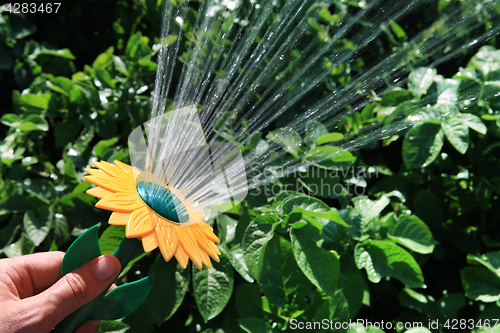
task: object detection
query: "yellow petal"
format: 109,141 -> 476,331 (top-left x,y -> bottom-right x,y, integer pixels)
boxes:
127,206 -> 155,238
174,244 -> 190,269
177,226 -> 203,270
156,222 -> 178,261
108,212 -> 130,225
86,187 -> 113,199
96,192 -> 144,213
84,173 -> 133,194
141,231 -> 159,252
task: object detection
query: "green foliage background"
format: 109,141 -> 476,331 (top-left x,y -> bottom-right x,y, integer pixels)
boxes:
1,0 -> 500,332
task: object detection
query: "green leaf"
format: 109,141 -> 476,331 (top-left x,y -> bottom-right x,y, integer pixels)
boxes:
220,244 -> 254,283
259,236 -> 289,308
266,128 -> 303,157
467,46 -> 500,77
53,213 -> 70,245
355,240 -> 425,288
403,122 -> 444,169
461,266 -> 500,302
242,219 -> 275,279
2,233 -> 35,258
99,225 -> 126,255
457,113 -> 487,135
20,93 -> 51,109
89,275 -> 155,320
290,222 -> 339,298
1,114 -> 21,127
18,114 -> 49,132
61,225 -> 102,275
217,214 -> 238,243
316,132 -> 344,146
238,318 -> 273,333
34,48 -> 76,59
467,251 -> 500,277
387,214 -> 438,254
145,255 -> 190,325
340,255 -> 367,318
352,195 -> 391,225
303,146 -> 355,170
94,138 -> 119,159
97,320 -> 130,333
93,47 -> 114,69
305,121 -> 329,149
23,207 -> 52,246
236,284 -> 263,319
381,88 -> 413,106
55,119 -> 79,149
408,67 -> 437,99
193,254 -> 234,322
442,116 -> 469,154
294,207 -> 349,228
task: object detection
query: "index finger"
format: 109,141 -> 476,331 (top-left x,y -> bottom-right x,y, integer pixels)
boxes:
1,252 -> 64,298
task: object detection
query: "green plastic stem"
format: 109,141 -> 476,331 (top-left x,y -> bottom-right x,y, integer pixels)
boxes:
54,237 -> 144,333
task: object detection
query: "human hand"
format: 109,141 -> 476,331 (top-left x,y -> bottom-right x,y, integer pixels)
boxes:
0,251 -> 121,333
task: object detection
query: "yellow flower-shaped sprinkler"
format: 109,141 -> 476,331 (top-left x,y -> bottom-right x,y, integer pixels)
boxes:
56,109 -> 247,332
85,160 -> 221,270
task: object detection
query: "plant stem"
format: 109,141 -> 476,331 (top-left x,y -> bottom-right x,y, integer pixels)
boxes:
54,237 -> 143,333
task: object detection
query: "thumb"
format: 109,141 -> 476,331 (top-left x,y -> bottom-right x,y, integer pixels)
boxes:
29,255 -> 121,330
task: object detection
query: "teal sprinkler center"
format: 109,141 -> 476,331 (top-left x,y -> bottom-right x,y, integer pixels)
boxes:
136,181 -> 189,223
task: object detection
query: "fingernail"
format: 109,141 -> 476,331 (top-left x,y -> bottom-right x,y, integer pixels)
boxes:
94,255 -> 119,281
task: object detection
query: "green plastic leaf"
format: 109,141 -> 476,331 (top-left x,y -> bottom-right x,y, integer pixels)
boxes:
242,220 -> 275,279
355,240 -> 425,288
23,207 -> 52,246
266,128 -> 303,157
408,67 -> 437,99
442,116 -> 469,154
99,226 -> 126,255
403,122 -> 444,169
193,254 -> 234,322
305,121 -> 329,149
238,318 -> 273,333
316,132 -> 344,146
290,222 -> 339,298
61,225 -> 102,275
145,255 -> 190,325
461,267 -> 500,302
387,214 -> 438,254
303,146 -> 356,170
89,274 -> 155,320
